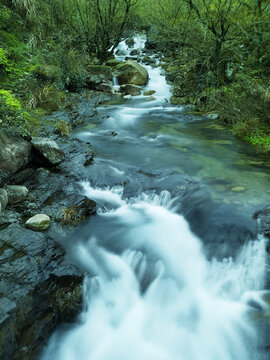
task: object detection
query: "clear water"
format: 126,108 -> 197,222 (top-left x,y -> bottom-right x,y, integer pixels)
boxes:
42,36 -> 270,360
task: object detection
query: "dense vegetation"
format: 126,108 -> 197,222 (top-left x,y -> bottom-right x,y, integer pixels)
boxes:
139,0 -> 270,149
0,0 -> 269,149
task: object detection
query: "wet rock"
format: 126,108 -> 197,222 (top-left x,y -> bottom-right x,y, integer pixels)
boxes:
4,185 -> 28,204
116,60 -> 149,86
123,95 -> 132,100
254,205 -> 270,235
120,84 -> 141,96
61,197 -> 96,226
125,38 -> 135,47
0,189 -> 8,212
0,210 -> 22,227
142,56 -> 156,65
115,49 -> 126,56
144,90 -> 156,96
9,168 -> 35,185
31,137 -> 65,166
130,49 -> 139,56
0,129 -> 31,186
25,214 -> 51,231
96,82 -> 113,93
87,65 -> 113,82
0,223 -> 83,360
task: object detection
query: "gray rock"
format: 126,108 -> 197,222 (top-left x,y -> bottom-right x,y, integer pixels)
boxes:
120,84 -> 141,96
116,60 -> 149,86
4,185 -> 28,204
31,137 -> 65,165
205,113 -> 219,120
0,129 -> 31,186
0,188 -> 8,212
0,223 -> 83,360
25,214 -> 51,231
96,82 -> 113,93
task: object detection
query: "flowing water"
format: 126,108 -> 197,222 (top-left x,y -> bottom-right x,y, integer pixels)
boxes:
42,35 -> 270,360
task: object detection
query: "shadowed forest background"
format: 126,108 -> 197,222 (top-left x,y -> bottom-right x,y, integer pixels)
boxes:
0,0 -> 269,148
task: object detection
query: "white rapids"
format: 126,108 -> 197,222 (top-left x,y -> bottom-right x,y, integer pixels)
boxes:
42,183 -> 267,360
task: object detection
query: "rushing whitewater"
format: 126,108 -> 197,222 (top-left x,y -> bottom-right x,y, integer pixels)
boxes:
42,35 -> 269,360
42,183 -> 267,360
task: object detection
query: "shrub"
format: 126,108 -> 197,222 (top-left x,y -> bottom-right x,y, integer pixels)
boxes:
0,89 -> 37,136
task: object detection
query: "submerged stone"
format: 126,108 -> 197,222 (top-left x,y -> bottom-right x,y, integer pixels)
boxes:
231,187 -> 246,192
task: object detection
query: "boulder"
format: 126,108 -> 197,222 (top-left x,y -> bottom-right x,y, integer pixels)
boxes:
87,65 -> 113,82
25,214 -> 51,231
120,84 -> 141,96
96,82 -> 113,93
0,129 -> 31,186
4,185 -> 29,204
0,188 -> 8,212
31,137 -> 65,165
115,60 -> 148,86
84,65 -> 113,90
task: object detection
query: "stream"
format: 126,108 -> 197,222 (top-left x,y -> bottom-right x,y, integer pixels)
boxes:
42,36 -> 270,360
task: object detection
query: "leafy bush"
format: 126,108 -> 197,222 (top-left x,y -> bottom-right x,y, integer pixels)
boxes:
0,89 -> 37,135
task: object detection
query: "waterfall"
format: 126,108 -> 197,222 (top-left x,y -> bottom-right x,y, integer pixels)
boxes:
42,184 -> 267,360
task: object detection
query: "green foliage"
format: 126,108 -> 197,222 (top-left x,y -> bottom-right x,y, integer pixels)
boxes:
0,90 -> 37,135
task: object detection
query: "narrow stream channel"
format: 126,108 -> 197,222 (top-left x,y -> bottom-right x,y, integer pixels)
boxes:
42,35 -> 270,360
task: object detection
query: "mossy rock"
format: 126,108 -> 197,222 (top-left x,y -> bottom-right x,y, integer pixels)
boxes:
87,65 -> 113,81
144,90 -> 156,96
115,60 -> 148,86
